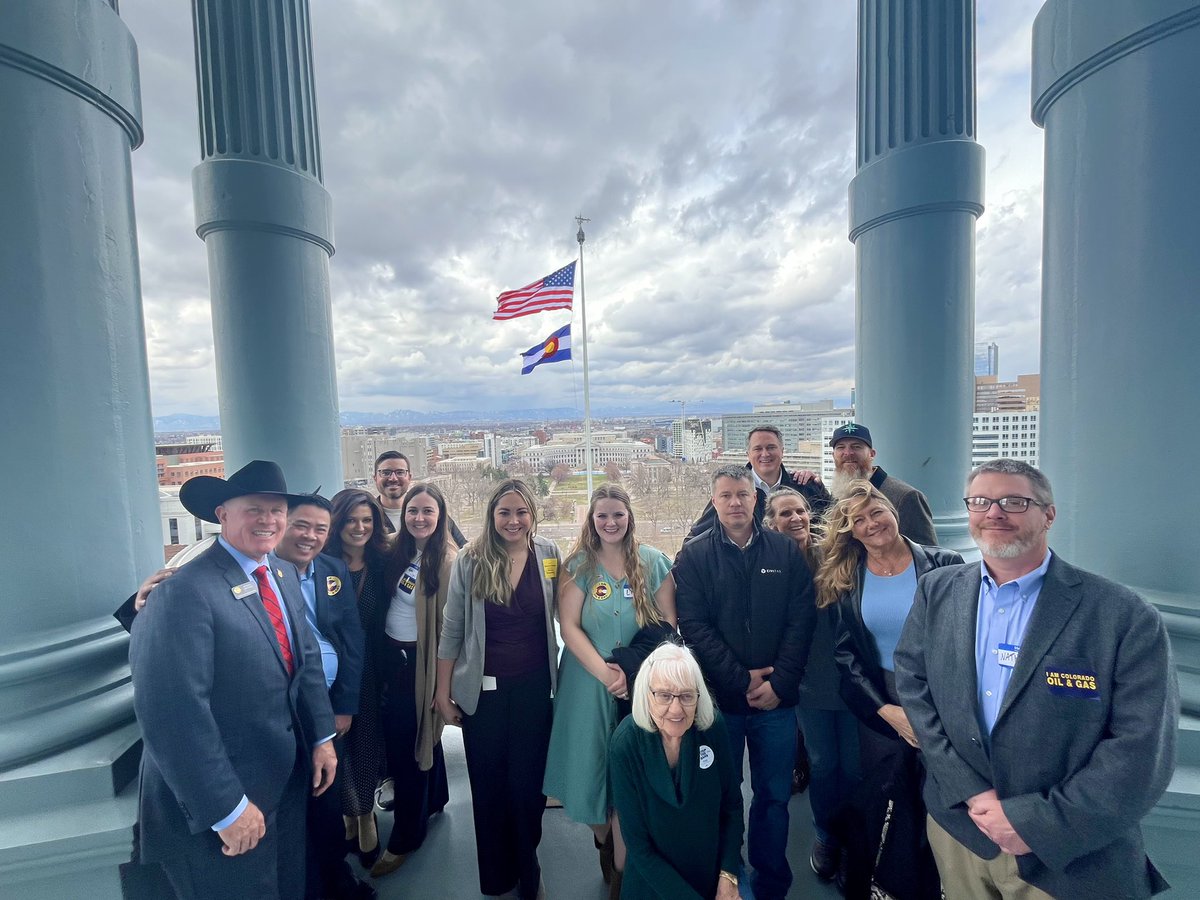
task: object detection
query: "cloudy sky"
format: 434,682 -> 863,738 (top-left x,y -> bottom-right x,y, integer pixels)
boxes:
124,1 -> 1046,418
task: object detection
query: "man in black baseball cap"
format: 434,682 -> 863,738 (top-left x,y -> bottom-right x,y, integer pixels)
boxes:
829,423 -> 937,545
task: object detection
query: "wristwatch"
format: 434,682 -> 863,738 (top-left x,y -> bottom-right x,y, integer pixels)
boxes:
718,869 -> 738,887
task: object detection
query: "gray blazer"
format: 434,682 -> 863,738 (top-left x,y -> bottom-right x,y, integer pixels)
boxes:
437,534 -> 561,715
129,541 -> 335,862
894,554 -> 1178,899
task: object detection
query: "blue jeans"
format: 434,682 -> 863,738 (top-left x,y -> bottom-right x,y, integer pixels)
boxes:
796,707 -> 862,845
724,706 -> 797,900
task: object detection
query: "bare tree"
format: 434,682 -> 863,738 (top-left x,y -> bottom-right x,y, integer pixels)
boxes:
603,461 -> 622,483
550,463 -> 572,485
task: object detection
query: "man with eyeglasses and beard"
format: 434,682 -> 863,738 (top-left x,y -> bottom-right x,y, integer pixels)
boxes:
894,458 -> 1177,900
373,451 -> 467,546
828,423 -> 937,546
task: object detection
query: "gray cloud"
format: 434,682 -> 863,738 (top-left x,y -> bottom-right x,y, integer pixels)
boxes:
121,0 -> 1046,417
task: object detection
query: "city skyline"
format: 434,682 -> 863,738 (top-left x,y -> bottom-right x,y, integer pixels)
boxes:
126,2 -> 1045,418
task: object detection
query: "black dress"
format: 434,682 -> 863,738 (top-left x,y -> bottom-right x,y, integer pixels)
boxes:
340,565 -> 387,817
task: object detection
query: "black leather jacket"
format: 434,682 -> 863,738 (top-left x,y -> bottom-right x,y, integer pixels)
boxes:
833,538 -> 963,736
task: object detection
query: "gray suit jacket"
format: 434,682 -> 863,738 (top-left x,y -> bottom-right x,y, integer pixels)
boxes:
894,554 -> 1178,899
437,534 -> 561,715
129,541 -> 335,862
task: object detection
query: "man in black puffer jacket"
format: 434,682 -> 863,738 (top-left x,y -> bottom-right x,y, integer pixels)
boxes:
674,464 -> 817,900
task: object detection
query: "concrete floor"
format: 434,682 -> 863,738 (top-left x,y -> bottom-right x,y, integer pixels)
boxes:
357,727 -> 842,899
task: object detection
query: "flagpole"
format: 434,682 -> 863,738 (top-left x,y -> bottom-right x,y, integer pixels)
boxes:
576,215 -> 593,497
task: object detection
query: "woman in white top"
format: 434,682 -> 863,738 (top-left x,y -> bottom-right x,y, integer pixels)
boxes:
369,483 -> 458,878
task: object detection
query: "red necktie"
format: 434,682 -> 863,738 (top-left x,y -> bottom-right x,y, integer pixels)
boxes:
253,565 -> 294,675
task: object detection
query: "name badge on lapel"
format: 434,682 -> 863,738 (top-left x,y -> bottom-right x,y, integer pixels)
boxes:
997,643 -> 1019,668
230,580 -> 257,598
542,558 -> 558,579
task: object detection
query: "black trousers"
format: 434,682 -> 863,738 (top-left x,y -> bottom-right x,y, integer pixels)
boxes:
306,735 -> 357,899
461,666 -> 553,898
380,640 -> 450,854
161,750 -> 308,899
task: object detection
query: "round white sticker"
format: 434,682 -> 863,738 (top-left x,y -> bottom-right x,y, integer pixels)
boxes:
698,745 -> 714,770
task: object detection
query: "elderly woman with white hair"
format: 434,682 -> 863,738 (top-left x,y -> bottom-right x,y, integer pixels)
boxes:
609,642 -> 743,900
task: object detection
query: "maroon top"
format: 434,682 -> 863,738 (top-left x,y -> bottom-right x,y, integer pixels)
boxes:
483,553 -> 548,678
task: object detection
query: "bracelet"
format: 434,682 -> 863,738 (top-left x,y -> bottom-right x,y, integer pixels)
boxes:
718,869 -> 738,887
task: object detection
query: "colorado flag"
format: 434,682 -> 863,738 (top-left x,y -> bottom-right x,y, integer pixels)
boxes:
521,324 -> 571,374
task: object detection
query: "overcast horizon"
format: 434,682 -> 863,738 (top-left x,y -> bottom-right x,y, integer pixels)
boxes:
125,2 -> 1046,418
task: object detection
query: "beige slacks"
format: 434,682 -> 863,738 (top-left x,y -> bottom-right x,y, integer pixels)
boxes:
926,815 -> 1055,900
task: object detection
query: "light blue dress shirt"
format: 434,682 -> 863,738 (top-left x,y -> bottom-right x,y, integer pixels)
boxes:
974,549 -> 1053,741
299,560 -> 339,689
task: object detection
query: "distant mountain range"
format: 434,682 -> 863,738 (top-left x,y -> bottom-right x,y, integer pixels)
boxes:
153,402 -> 755,433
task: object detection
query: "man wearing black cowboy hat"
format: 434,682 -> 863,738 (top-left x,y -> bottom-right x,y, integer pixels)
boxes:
128,460 -> 338,899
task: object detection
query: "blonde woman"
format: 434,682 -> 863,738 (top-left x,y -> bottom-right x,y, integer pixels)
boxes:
543,484 -> 677,896
816,480 -> 960,898
435,479 -> 560,900
817,481 -> 961,754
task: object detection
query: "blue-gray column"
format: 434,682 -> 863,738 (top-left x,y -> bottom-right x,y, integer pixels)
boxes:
192,0 -> 342,493
1033,2 -> 1200,891
0,1 -> 155,895
848,0 -> 984,556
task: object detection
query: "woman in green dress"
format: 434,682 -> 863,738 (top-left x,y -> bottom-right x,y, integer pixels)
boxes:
542,484 -> 676,896
610,642 -> 743,900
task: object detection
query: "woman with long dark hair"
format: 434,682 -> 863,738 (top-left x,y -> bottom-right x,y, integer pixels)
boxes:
327,488 -> 391,868
542,484 -> 676,897
435,479 -> 561,900
369,483 -> 457,878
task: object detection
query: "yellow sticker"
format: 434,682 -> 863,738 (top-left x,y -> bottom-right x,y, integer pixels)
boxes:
592,582 -> 612,601
542,557 -> 558,579
326,576 -> 342,596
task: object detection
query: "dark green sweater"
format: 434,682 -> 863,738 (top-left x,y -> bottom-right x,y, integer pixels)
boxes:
609,711 -> 743,899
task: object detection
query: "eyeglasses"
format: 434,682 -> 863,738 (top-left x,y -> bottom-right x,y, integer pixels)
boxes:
650,689 -> 698,707
377,469 -> 409,479
963,496 -> 1045,514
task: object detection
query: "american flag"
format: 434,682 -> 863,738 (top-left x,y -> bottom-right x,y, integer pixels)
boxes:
493,261 -> 576,320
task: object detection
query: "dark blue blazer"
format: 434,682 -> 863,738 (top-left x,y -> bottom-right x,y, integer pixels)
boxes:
312,553 -> 364,716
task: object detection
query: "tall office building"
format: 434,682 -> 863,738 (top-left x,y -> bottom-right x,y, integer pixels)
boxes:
974,341 -> 1000,377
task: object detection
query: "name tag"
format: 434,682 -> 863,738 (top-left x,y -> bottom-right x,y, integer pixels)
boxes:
997,643 -> 1019,668
623,586 -> 634,600
230,580 -> 257,598
399,571 -> 417,593
1045,667 -> 1099,698
698,745 -> 714,770
542,558 -> 558,579
481,675 -> 498,692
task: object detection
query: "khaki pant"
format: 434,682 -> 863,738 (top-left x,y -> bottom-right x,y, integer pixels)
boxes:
927,815 -> 1055,900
